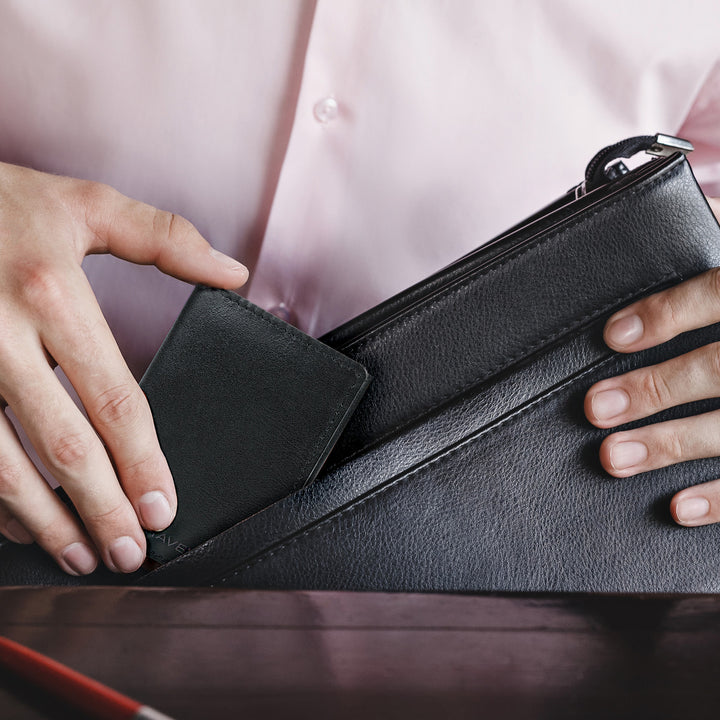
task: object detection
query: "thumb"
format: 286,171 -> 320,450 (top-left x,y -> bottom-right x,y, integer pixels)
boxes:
79,182 -> 249,289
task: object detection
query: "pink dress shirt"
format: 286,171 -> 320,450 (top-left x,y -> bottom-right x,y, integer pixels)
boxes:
1,0 -> 720,379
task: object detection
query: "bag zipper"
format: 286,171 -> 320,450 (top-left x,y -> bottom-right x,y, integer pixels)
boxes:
322,143 -> 690,353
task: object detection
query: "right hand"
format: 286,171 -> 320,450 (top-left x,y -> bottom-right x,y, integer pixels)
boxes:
0,162 -> 249,575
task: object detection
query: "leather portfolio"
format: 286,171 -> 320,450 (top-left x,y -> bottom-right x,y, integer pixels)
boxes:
2,134 -> 720,591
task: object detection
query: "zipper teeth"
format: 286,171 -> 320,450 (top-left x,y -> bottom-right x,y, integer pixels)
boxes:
333,155 -> 675,352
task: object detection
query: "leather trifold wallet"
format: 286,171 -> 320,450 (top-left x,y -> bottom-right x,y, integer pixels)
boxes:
139,286 -> 371,563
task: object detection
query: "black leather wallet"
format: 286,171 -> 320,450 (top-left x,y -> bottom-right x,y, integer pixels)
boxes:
139,287 -> 371,563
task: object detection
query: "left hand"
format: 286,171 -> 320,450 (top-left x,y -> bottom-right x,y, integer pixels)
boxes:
585,197 -> 720,527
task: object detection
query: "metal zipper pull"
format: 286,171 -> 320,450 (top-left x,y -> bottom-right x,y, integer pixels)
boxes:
581,133 -> 694,195
646,133 -> 694,157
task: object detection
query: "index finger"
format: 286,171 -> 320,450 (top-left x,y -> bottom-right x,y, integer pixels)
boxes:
31,266 -> 178,535
74,182 -> 249,288
603,268 -> 720,353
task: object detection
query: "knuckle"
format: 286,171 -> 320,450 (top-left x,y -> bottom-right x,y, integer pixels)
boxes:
662,429 -> 686,464
120,450 -> 161,484
83,499 -> 128,527
639,368 -> 672,409
152,209 -> 195,247
45,429 -> 93,472
73,181 -> 119,244
73,180 -> 115,215
25,516 -> 64,546
153,209 -> 177,241
17,263 -> 67,311
151,208 -> 173,241
94,383 -> 143,429
646,292 -> 682,334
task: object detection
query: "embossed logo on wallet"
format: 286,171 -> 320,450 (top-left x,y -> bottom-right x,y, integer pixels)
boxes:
146,531 -> 189,556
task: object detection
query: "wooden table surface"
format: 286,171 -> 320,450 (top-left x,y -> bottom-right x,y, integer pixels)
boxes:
1,587 -> 720,719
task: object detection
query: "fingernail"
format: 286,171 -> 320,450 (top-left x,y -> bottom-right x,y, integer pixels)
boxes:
676,497 -> 711,524
609,441 -> 648,471
108,536 -> 144,573
607,314 -> 644,347
210,248 -> 249,275
591,388 -> 630,420
138,491 -> 173,530
61,542 -> 98,576
5,518 -> 34,544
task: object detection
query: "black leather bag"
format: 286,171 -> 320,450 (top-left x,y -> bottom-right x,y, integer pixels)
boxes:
3,135 -> 720,591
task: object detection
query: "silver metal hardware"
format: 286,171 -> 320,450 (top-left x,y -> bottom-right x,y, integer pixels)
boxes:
646,134 -> 694,158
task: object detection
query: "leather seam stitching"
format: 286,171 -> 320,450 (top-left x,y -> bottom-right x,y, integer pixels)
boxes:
333,272 -> 678,467
218,352 -> 621,583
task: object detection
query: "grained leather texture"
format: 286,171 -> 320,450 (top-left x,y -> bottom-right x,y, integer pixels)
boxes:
142,322 -> 720,592
3,149 -> 720,590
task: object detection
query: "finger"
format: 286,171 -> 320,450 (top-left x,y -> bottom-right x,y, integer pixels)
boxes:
77,182 -> 248,288
0,410 -> 98,575
0,506 -> 34,544
603,267 -> 720,352
34,269 -> 177,534
585,341 -> 720,428
671,478 -> 720,527
1,346 -> 146,574
599,410 -> 720,479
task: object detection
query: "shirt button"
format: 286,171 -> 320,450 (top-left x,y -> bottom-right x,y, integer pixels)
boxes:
313,96 -> 339,124
269,303 -> 295,324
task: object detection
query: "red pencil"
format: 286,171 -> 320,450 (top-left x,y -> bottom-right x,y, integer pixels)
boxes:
0,635 -> 175,720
